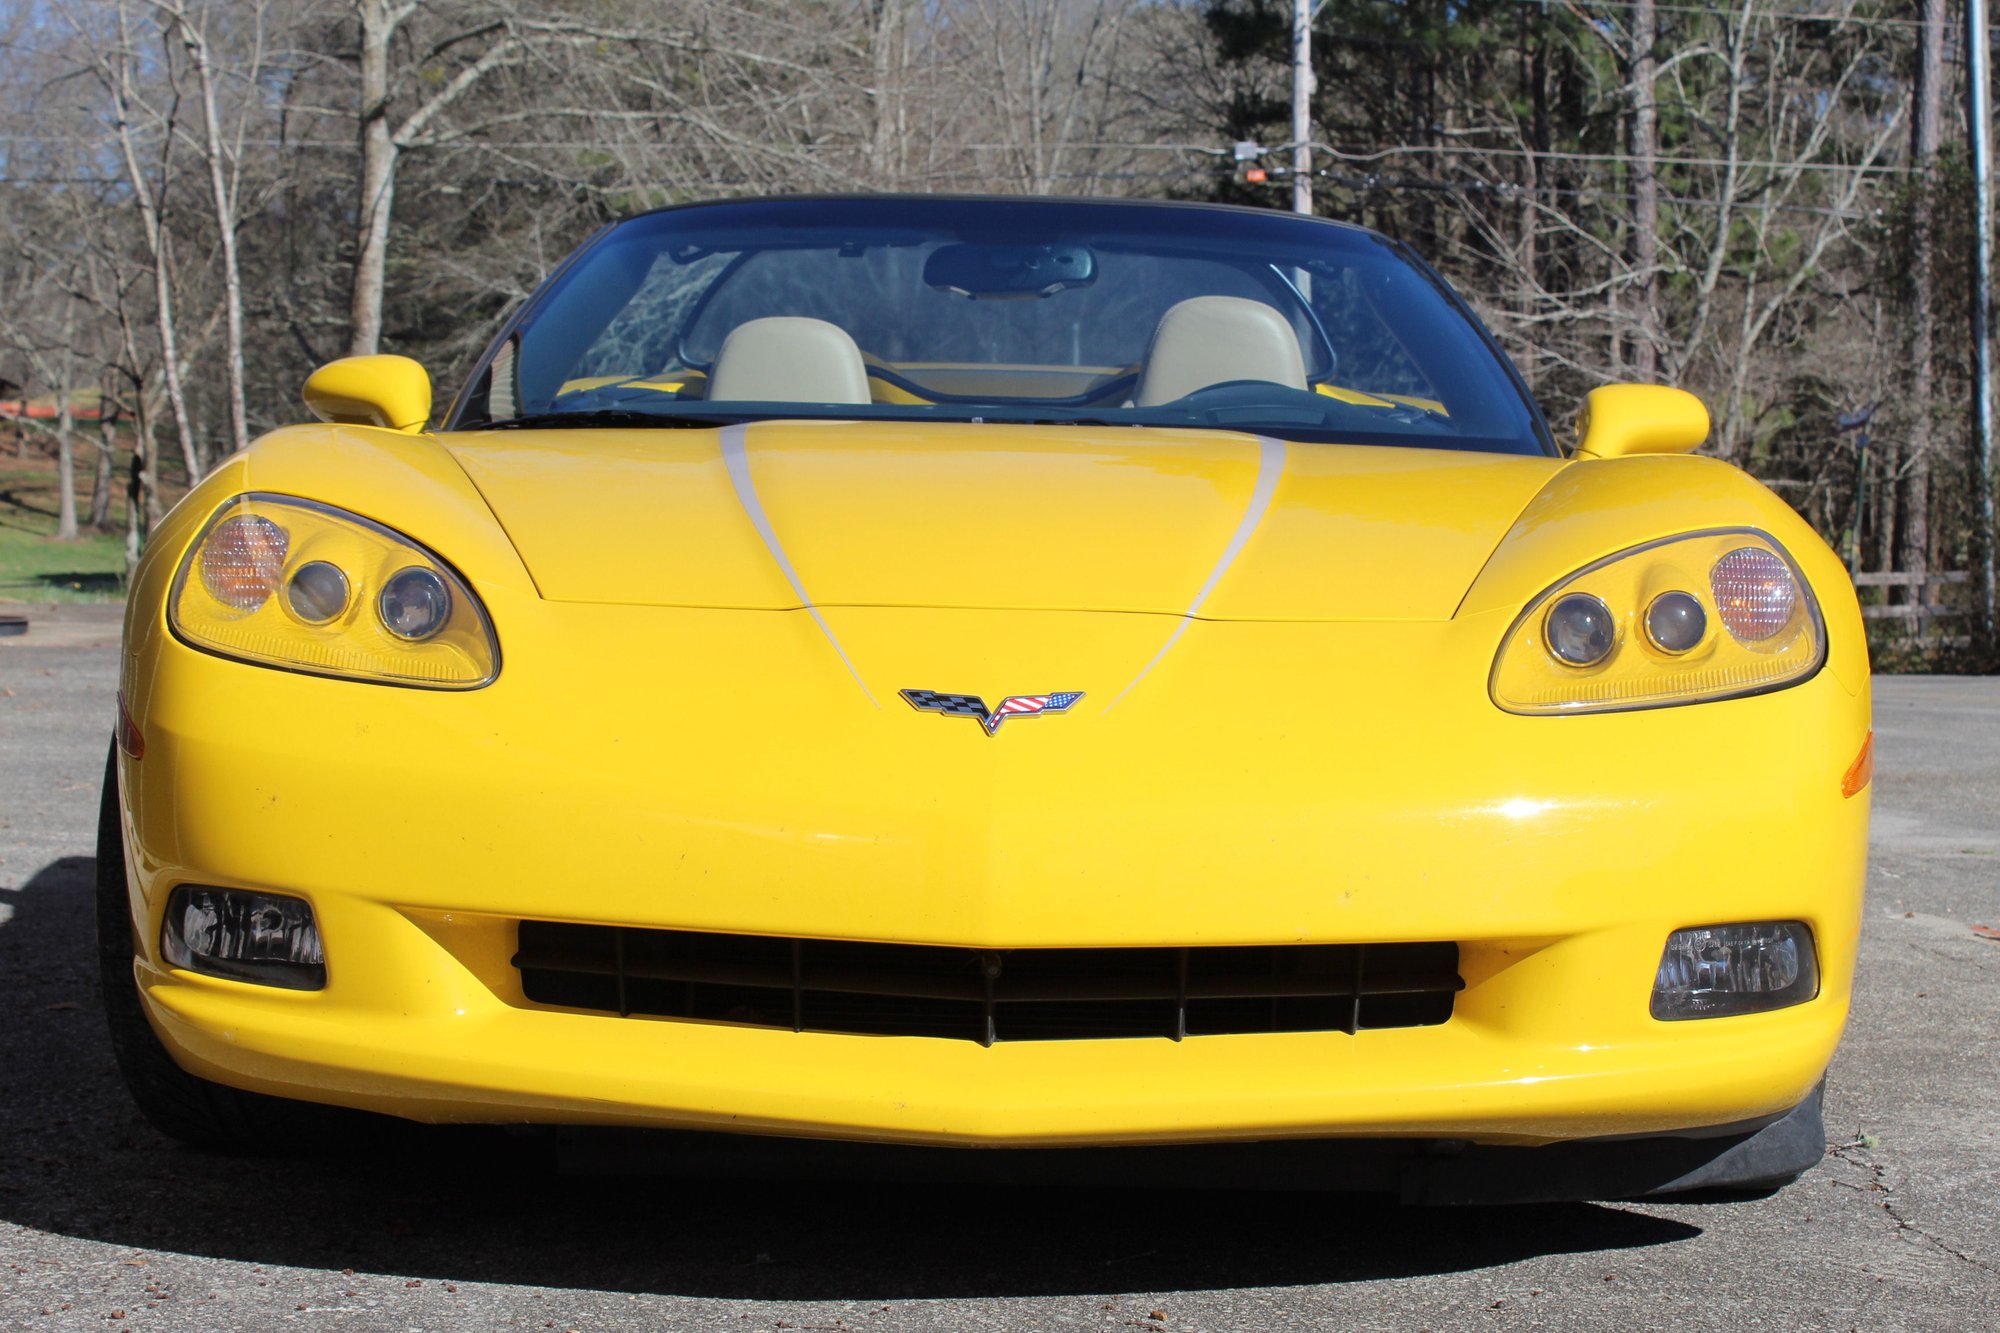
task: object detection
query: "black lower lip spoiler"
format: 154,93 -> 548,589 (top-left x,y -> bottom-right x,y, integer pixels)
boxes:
544,1083 -> 1824,1204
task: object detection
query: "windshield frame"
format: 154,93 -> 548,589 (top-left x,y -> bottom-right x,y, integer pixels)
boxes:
442,194 -> 1558,457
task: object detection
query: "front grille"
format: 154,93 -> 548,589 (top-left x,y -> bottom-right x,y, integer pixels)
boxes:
514,922 -> 1461,1044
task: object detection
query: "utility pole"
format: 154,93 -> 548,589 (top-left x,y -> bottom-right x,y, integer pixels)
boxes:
1972,0 -> 1998,638
1292,0 -> 1313,215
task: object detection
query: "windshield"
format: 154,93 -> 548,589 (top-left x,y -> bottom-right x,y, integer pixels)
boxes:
449,197 -> 1552,455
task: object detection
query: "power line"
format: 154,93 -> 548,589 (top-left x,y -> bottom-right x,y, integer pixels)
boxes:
0,131 -> 1920,175
1527,0 -> 1931,27
0,162 -> 1891,219
1311,141 -> 1917,174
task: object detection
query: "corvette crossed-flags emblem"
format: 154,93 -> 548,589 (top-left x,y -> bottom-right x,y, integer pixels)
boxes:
900,689 -> 1085,736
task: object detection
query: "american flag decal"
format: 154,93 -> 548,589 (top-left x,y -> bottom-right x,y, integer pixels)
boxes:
900,689 -> 1085,736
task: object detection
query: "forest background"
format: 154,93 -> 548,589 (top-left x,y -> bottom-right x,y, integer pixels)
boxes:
0,0 -> 1988,662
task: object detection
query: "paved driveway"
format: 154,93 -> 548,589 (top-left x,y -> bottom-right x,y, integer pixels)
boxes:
1,604 -> 1994,1331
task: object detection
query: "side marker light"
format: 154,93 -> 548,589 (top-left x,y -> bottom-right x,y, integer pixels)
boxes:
116,691 -> 145,760
1842,731 -> 1874,798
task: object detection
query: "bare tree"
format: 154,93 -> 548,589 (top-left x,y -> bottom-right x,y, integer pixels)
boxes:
1901,0 -> 1948,588
58,0 -> 206,479
148,0 -> 265,454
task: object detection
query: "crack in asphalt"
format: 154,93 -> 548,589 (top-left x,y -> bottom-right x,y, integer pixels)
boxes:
1825,1136 -> 1998,1280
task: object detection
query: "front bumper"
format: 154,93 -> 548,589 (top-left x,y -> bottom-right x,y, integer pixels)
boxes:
116,594 -> 1870,1149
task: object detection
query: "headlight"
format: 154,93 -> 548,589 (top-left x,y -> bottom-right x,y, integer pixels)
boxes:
1490,529 -> 1823,714
170,494 -> 499,688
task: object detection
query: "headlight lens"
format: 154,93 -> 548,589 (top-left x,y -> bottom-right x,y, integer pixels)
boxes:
379,567 -> 452,640
286,560 -> 350,623
1491,530 -> 1822,714
171,494 -> 499,687
1544,593 -> 1616,666
1643,590 -> 1707,654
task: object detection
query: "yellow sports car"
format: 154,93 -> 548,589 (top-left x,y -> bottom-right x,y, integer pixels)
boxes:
101,196 -> 1869,1201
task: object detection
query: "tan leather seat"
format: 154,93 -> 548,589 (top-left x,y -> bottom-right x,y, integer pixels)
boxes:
1133,296 -> 1309,407
707,317 -> 872,404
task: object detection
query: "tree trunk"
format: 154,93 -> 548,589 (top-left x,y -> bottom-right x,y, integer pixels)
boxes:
55,390 -> 79,541
125,393 -> 154,576
868,0 -> 910,186
106,2 -> 204,481
89,416 -> 116,530
1626,0 -> 1659,379
348,0 -> 399,357
1902,0 -> 1946,591
1516,7 -> 1543,390
177,6 -> 250,452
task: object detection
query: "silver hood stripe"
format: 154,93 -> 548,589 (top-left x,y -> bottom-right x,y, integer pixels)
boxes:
720,423 -> 879,706
1104,433 -> 1287,713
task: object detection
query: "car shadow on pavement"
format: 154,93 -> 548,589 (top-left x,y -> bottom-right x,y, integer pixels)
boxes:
0,855 -> 1701,1300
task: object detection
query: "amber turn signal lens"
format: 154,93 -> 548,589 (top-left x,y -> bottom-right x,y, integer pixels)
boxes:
198,515 -> 289,610
1842,731 -> 1874,798
1710,547 -> 1798,643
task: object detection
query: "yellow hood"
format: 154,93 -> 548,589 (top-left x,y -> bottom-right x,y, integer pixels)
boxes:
445,421 -> 1563,622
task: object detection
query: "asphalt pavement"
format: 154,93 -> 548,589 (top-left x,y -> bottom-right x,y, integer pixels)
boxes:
1,602 -> 1995,1332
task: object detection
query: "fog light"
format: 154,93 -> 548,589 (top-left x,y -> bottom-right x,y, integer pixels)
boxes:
161,886 -> 326,990
1651,921 -> 1815,1020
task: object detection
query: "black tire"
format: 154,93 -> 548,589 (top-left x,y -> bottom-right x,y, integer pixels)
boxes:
95,744 -> 382,1151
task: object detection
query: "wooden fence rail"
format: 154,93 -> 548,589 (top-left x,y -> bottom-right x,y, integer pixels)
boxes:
1851,571 -> 1971,588
1851,571 -> 1970,631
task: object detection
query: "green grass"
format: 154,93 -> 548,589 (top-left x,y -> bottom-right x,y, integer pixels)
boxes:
0,450 -> 148,604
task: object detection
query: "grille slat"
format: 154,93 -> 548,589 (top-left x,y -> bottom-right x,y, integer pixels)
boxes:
514,922 -> 1461,1043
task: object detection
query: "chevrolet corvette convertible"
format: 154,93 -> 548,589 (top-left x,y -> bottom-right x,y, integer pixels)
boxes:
99,195 -> 1869,1201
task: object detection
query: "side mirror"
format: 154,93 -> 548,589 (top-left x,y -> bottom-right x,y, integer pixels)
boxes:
302,355 -> 433,433
1573,384 -> 1709,459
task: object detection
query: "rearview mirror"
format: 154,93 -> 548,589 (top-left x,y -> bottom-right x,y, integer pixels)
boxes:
923,243 -> 1096,299
302,355 -> 433,433
1573,384 -> 1709,459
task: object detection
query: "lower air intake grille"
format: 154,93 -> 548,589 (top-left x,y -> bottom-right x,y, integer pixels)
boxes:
513,923 -> 1461,1044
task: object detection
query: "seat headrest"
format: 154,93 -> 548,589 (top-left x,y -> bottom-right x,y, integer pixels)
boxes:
707,317 -> 872,405
1133,296 -> 1308,407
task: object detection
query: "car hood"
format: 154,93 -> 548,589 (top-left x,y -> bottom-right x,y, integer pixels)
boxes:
444,421 -> 1564,621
